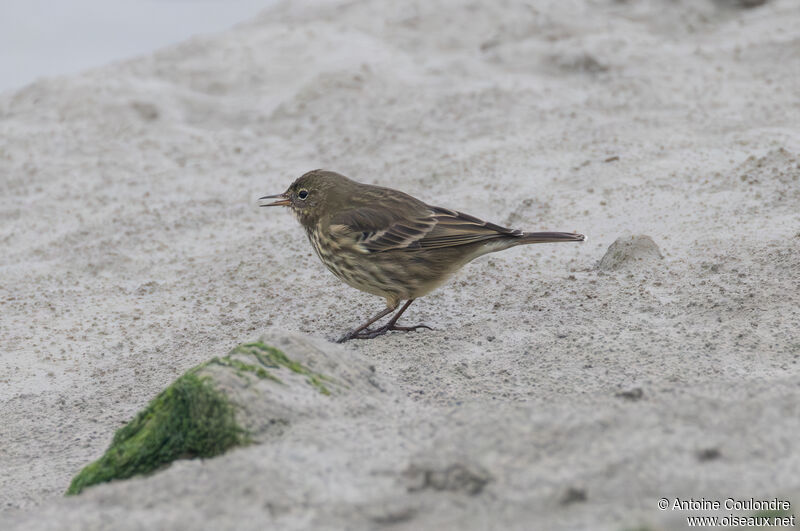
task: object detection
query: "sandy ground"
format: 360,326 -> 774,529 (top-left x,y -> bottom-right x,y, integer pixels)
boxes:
1,0 -> 799,529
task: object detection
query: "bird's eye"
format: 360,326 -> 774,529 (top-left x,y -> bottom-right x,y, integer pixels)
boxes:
298,189 -> 309,200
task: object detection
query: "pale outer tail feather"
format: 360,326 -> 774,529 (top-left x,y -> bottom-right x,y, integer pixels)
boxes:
519,231 -> 586,243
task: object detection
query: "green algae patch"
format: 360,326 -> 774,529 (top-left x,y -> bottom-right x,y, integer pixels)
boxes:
65,340 -> 338,496
206,355 -> 283,383
66,371 -> 246,495
230,341 -> 335,395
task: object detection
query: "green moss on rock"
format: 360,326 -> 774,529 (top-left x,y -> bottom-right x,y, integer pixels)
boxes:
206,355 -> 282,383
66,341 -> 335,496
230,341 -> 334,395
66,371 -> 246,495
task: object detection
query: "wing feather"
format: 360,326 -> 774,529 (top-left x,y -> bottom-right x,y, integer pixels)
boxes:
329,205 -> 521,253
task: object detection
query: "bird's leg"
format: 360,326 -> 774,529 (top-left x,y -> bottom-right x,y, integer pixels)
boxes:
337,299 -> 432,342
382,299 -> 432,332
336,304 -> 397,343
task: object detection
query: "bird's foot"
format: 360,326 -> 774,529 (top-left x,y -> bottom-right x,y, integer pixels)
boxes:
336,323 -> 432,343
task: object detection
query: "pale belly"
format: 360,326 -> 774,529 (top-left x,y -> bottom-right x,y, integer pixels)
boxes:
305,228 -> 454,305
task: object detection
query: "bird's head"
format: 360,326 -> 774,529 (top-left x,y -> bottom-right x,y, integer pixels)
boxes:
259,169 -> 351,227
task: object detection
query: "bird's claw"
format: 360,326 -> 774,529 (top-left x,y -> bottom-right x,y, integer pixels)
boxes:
336,323 -> 432,343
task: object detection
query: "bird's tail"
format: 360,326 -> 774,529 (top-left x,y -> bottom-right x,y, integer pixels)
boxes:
518,231 -> 586,244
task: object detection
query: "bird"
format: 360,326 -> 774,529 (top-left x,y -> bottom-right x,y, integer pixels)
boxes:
260,170 -> 585,343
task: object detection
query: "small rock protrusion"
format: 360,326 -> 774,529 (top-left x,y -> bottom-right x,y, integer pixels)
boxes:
597,235 -> 663,271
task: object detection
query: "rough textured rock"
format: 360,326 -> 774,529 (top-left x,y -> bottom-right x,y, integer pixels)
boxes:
66,332 -> 391,494
214,332 -> 390,440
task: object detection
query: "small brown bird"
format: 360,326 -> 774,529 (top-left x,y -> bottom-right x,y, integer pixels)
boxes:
260,170 -> 585,342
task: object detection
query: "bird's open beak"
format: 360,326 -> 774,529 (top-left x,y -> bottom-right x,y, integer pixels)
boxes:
258,193 -> 291,207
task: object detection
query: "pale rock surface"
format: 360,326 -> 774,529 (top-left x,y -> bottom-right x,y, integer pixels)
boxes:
597,235 -> 663,271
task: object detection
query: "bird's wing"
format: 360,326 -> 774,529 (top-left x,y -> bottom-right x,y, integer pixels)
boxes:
329,206 -> 521,253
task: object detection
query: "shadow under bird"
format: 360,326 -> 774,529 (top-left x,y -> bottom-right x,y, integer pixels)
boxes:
260,170 -> 585,343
